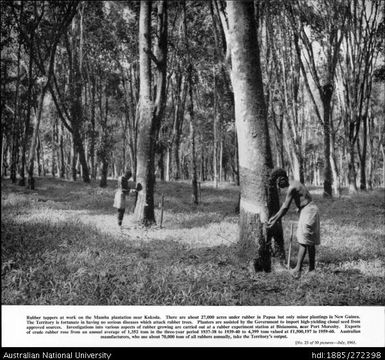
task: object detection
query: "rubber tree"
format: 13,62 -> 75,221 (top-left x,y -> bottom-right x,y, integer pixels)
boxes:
134,0 -> 168,225
285,0 -> 348,197
22,2 -> 79,189
227,1 -> 285,271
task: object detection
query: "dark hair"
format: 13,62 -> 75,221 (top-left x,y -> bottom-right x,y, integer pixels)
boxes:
270,167 -> 288,182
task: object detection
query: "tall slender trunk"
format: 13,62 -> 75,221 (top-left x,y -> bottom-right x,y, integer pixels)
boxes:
90,77 -> 96,179
171,74 -> 187,180
213,71 -> 219,188
59,123 -> 65,178
11,41 -> 22,184
348,142 -> 358,193
200,133 -> 205,182
219,136 -> 223,183
330,149 -> 340,197
322,92 -> 333,197
134,0 -> 168,225
227,1 -> 285,271
51,119 -> 57,176
71,136 -> 77,181
69,10 -> 90,183
36,134 -> 42,177
1,134 -> 6,178
189,81 -> 198,204
359,115 -> 368,190
135,1 -> 155,224
99,92 -> 109,188
274,112 -> 284,168
234,133 -> 240,186
158,147 -> 165,181
381,144 -> 385,188
165,145 -> 171,181
28,86 -> 49,189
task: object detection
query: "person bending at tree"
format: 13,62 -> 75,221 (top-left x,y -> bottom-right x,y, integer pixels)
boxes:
113,170 -> 138,227
267,168 -> 320,278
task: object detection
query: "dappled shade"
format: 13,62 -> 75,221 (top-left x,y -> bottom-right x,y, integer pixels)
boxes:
2,178 -> 384,306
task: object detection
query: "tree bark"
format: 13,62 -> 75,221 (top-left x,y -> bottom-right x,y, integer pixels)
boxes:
213,70 -> 219,188
348,141 -> 358,193
171,73 -> 187,180
381,144 -> 385,188
69,11 -> 90,183
134,0 -> 168,226
358,115 -> 368,190
322,91 -> 333,197
59,123 -> 65,178
90,76 -> 96,179
11,40 -> 22,184
227,1 -> 285,271
99,87 -> 109,188
28,86 -> 48,189
189,81 -> 198,204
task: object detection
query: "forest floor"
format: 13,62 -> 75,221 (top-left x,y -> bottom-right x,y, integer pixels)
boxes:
1,176 -> 384,305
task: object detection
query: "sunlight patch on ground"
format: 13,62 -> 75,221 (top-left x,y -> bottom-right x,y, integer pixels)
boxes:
335,259 -> 385,278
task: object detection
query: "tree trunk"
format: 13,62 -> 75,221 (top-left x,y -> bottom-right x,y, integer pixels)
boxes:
330,149 -> 340,197
28,86 -> 48,189
189,84 -> 198,204
69,11 -> 90,183
51,119 -> 57,176
359,115 -> 368,190
165,145 -> 171,181
90,77 -> 96,179
1,134 -> 6,178
158,147 -> 165,181
200,134 -> 206,182
219,137 -> 224,183
273,112 -> 284,169
348,142 -> 358,193
36,134 -> 42,177
98,81 -> 110,188
128,66 -> 139,178
213,71 -> 219,188
322,94 -> 333,197
71,136 -> 77,181
183,2 -> 198,203
227,1 -> 284,271
100,159 -> 108,187
234,133 -> 240,186
11,41 -> 22,184
59,123 -> 65,178
171,74 -> 187,180
134,0 -> 168,226
381,144 -> 385,188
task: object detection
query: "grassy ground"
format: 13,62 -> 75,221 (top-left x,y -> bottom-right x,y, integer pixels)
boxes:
1,177 -> 384,305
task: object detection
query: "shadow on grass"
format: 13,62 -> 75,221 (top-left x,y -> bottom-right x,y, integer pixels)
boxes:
2,178 -> 385,305
2,178 -> 239,222
2,214 -> 384,306
1,213 -> 242,305
319,242 -> 385,264
2,177 -> 121,213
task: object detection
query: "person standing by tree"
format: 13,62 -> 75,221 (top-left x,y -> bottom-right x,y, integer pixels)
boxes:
113,170 -> 139,227
267,168 -> 320,278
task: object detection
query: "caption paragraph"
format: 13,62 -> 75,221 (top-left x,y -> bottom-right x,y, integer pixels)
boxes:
25,313 -> 361,344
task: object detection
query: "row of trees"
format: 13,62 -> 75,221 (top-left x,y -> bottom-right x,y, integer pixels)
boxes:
1,0 -> 384,266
